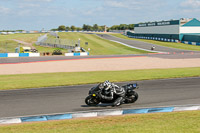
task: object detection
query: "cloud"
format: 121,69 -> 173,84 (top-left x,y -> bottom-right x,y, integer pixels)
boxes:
181,0 -> 200,8
180,0 -> 200,14
104,0 -> 164,10
0,6 -> 11,14
24,0 -> 53,2
18,3 -> 40,8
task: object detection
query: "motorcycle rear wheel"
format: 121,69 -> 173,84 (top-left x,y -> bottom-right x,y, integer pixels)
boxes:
125,92 -> 138,103
85,96 -> 100,106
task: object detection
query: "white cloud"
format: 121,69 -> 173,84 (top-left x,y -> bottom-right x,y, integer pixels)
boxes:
81,7 -> 104,16
18,3 -> 40,8
181,0 -> 200,8
0,6 -> 11,14
180,0 -> 200,15
24,0 -> 53,2
104,0 -> 163,10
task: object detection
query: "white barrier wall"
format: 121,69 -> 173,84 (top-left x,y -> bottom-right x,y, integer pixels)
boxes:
29,53 -> 40,57
180,27 -> 200,34
7,53 -> 19,57
134,25 -> 179,34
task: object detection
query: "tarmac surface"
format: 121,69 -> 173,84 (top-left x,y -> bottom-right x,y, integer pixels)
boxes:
0,34 -> 200,118
0,52 -> 200,64
0,77 -> 200,118
1,34 -> 200,64
96,34 -> 198,53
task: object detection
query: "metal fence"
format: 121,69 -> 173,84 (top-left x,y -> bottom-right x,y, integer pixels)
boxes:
36,34 -> 80,51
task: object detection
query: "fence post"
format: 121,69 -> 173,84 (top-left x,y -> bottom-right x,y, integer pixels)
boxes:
18,43 -> 21,53
78,38 -> 80,47
5,42 -> 7,53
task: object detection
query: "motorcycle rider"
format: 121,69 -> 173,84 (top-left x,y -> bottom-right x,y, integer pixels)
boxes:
99,80 -> 125,106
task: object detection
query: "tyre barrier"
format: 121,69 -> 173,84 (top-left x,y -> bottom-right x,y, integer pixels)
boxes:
65,52 -> 89,56
0,53 -> 40,58
0,105 -> 199,124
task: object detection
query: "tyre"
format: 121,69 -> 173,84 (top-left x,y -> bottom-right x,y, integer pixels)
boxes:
125,91 -> 138,103
85,96 -> 100,106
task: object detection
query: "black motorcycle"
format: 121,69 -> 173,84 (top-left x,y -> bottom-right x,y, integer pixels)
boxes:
85,83 -> 139,106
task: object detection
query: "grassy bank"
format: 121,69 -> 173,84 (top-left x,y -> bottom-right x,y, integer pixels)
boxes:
111,34 -> 200,51
0,40 -> 19,53
0,33 -> 46,53
55,32 -> 149,55
0,67 -> 200,90
0,33 -> 44,43
0,33 -> 150,55
0,111 -> 199,133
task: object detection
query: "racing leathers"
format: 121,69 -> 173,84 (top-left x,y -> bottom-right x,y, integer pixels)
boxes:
99,81 -> 125,106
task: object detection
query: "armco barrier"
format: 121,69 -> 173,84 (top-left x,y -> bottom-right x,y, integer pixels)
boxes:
0,53 -> 40,58
0,105 -> 199,124
65,52 -> 89,56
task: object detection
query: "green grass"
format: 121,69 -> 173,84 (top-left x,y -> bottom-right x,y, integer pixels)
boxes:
0,33 -> 45,53
111,34 -> 200,51
0,111 -> 200,133
0,40 -> 19,53
0,33 -> 150,55
0,67 -> 200,90
33,44 -> 69,53
53,32 -> 150,55
0,33 -> 44,43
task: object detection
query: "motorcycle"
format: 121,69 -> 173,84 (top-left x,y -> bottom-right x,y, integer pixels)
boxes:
85,83 -> 139,106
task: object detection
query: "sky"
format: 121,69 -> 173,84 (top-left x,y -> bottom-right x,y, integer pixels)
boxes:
0,0 -> 200,30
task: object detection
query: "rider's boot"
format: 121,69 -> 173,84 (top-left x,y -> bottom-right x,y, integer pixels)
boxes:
112,97 -> 123,107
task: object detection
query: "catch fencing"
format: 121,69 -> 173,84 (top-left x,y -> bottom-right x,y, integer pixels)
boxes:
36,35 -> 80,51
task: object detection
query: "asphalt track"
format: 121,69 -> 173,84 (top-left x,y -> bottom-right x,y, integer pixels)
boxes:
96,34 -> 198,53
1,52 -> 200,64
1,34 -> 200,64
0,34 -> 200,119
0,77 -> 200,118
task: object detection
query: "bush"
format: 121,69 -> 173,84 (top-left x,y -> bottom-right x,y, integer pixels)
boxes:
52,49 -> 62,55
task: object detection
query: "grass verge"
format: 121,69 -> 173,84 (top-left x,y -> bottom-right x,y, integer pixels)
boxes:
111,34 -> 200,51
0,111 -> 200,133
0,67 -> 200,90
55,32 -> 150,55
0,33 -> 150,55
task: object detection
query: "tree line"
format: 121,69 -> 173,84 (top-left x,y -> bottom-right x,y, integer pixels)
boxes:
51,24 -> 134,31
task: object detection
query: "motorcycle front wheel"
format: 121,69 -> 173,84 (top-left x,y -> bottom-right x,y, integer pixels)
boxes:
85,96 -> 100,106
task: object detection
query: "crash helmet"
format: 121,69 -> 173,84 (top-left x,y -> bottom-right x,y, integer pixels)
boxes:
103,80 -> 111,90
99,83 -> 104,89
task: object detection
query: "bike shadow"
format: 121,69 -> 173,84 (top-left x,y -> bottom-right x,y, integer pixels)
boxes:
81,103 -> 113,107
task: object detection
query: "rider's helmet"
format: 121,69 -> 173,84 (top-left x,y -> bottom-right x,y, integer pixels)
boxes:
103,80 -> 111,90
99,83 -> 104,89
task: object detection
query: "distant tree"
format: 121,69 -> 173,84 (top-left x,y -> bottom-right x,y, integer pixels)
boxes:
71,25 -> 76,31
16,30 -> 24,32
128,24 -> 134,30
50,28 -> 58,31
119,24 -> 128,30
87,25 -> 93,31
98,26 -> 103,31
82,24 -> 93,31
93,24 -> 98,31
76,27 -> 82,31
110,25 -> 119,30
66,26 -> 71,31
82,24 -> 87,31
58,25 -> 66,31
100,25 -> 105,31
